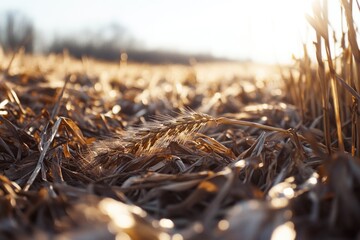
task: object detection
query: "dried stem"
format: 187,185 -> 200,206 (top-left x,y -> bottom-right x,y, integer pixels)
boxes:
89,111 -> 296,161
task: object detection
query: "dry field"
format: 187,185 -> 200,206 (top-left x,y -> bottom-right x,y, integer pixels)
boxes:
0,51 -> 357,240
0,2 -> 360,240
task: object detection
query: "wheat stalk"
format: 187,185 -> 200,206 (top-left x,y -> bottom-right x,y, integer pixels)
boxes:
83,111 -> 216,175
83,109 -> 301,178
124,111 -> 216,155
87,110 -> 292,161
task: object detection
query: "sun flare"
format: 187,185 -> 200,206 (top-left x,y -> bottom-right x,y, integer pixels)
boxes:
242,0 -> 348,63
244,0 -> 311,63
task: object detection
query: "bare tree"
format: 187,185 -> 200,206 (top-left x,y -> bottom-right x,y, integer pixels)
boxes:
1,11 -> 34,53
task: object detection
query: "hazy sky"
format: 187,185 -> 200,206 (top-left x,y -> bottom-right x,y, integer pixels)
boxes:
0,0 -> 344,63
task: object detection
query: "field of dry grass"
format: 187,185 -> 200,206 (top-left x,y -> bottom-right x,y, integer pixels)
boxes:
0,52 -> 357,240
0,1 -> 360,240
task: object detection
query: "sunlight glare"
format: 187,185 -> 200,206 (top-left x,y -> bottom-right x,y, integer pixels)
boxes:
241,0 -> 312,63
283,187 -> 295,199
112,105 -> 121,114
116,232 -> 131,240
159,233 -> 171,240
268,180 -> 297,208
306,172 -> 319,186
0,110 -> 8,116
172,233 -> 184,240
193,222 -> 204,233
218,219 -> 230,231
0,99 -> 9,108
271,221 -> 296,240
235,159 -> 246,169
99,198 -> 135,229
159,218 -> 175,229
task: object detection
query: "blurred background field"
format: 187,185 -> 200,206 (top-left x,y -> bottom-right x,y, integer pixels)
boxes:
0,0 -> 326,64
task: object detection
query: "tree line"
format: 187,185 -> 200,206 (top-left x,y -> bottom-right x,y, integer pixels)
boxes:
0,11 -> 229,64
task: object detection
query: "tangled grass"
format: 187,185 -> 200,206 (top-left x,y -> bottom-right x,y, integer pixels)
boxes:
0,1 -> 359,239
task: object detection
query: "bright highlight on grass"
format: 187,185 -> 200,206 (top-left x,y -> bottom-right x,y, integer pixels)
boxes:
99,198 -> 135,229
271,221 -> 296,240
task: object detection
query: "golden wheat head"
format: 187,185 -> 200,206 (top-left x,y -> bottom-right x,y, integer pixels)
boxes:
123,110 -> 216,155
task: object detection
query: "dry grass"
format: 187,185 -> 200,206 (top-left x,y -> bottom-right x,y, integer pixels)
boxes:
0,1 -> 359,239
287,0 -> 360,156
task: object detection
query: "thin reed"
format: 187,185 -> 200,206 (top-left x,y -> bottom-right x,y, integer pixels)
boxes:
287,0 -> 360,157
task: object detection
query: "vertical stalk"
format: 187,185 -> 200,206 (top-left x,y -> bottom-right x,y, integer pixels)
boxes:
341,0 -> 360,156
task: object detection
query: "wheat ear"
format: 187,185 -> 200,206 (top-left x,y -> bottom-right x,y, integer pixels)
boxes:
124,111 -> 217,155
87,110 -> 293,161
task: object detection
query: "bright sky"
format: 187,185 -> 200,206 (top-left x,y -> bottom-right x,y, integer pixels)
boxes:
0,0 -> 349,64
